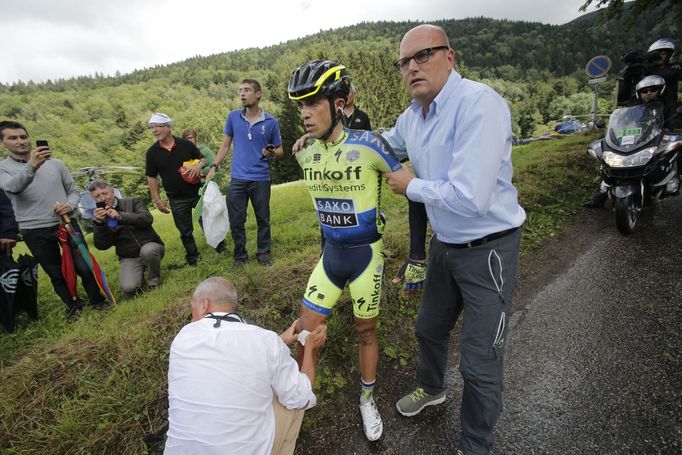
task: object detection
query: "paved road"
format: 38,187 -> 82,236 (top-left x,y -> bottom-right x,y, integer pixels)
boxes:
494,196 -> 682,454
299,197 -> 682,454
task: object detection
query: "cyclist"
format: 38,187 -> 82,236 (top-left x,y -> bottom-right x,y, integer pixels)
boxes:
287,59 -> 402,441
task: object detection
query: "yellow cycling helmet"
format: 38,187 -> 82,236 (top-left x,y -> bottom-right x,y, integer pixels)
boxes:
288,60 -> 351,101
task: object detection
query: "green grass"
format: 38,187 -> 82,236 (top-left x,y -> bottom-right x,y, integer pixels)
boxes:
0,132 -> 600,453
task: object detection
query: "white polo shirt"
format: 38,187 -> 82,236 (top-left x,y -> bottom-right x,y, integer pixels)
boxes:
164,314 -> 316,454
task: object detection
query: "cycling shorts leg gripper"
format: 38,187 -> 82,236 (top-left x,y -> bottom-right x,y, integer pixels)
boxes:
302,256 -> 342,316
301,240 -> 382,318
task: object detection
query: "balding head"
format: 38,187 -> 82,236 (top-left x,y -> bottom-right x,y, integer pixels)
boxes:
400,24 -> 449,50
190,277 -> 239,321
398,24 -> 454,111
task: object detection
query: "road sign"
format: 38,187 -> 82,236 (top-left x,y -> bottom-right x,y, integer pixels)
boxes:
586,55 -> 612,78
588,76 -> 607,85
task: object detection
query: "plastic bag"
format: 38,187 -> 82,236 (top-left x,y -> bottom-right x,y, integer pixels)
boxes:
202,181 -> 230,248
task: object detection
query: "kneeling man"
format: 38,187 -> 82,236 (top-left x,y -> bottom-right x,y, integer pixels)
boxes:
165,277 -> 326,455
89,180 -> 165,294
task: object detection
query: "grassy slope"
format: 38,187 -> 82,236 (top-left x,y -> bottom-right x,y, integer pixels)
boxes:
0,132 -> 599,454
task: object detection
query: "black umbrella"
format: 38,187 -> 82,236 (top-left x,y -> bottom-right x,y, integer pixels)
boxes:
0,256 -> 20,333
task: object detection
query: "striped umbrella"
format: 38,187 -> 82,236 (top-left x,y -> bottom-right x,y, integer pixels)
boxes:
60,215 -> 117,305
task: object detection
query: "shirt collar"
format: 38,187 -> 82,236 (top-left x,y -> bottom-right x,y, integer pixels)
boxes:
241,107 -> 265,124
205,312 -> 228,317
158,136 -> 176,152
318,128 -> 348,149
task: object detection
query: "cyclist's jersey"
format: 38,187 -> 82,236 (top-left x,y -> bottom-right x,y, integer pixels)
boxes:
297,128 -> 401,319
295,128 -> 402,247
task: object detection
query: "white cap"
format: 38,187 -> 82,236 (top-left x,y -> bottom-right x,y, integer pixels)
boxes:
148,112 -> 173,126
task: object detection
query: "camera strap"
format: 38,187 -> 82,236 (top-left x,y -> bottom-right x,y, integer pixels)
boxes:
205,312 -> 246,328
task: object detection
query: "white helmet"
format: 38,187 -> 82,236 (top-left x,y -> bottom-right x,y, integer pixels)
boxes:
635,75 -> 666,101
647,38 -> 676,61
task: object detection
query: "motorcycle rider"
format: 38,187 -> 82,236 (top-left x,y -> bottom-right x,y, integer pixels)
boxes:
644,39 -> 681,125
583,74 -> 675,207
616,39 -> 680,109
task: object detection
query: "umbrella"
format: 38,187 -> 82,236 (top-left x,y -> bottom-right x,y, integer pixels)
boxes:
60,215 -> 117,305
0,256 -> 19,332
15,254 -> 39,320
57,223 -> 79,302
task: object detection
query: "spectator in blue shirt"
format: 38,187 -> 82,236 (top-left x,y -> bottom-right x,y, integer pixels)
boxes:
208,79 -> 283,267
384,24 -> 526,455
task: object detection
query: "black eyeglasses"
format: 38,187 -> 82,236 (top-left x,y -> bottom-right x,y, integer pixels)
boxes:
394,46 -> 450,71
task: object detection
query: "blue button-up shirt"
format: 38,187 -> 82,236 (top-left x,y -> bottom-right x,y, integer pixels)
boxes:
384,70 -> 526,244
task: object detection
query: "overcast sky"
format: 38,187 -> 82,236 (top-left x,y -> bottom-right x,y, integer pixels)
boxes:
1,0 -> 598,84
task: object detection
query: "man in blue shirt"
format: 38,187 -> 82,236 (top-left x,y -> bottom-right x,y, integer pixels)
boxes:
208,79 -> 283,267
384,24 -> 526,455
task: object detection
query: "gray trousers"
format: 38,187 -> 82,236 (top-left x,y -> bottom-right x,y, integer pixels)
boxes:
118,242 -> 165,294
415,228 -> 521,455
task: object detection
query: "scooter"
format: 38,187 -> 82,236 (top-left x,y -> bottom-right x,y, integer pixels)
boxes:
587,102 -> 681,234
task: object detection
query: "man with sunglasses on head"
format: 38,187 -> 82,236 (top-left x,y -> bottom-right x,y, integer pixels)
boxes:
383,24 -> 525,455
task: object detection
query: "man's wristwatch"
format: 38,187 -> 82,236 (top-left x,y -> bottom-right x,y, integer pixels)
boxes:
210,163 -> 218,169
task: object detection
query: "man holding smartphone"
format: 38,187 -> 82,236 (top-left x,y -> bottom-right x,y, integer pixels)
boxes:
206,79 -> 283,267
89,180 -> 165,295
0,120 -> 107,320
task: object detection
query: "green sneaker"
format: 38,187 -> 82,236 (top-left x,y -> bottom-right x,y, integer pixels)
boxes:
395,387 -> 446,417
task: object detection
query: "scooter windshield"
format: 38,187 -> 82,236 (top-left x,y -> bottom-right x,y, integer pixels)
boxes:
605,103 -> 663,152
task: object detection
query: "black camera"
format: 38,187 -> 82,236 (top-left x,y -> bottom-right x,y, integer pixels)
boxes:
621,49 -> 644,65
96,201 -> 106,209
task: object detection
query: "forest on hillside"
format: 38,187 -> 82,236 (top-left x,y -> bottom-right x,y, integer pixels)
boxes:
0,4 -> 678,196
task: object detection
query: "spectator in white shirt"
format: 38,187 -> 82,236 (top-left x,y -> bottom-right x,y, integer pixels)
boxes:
164,276 -> 327,455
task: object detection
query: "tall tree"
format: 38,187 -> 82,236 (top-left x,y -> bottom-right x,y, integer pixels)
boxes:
580,0 -> 681,30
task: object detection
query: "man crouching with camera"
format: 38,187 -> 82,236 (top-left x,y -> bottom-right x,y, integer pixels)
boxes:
90,180 -> 165,295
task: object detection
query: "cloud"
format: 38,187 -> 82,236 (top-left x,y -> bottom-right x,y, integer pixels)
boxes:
0,0 -> 591,84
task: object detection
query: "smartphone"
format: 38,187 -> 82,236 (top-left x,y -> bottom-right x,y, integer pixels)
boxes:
36,140 -> 49,148
96,201 -> 106,209
262,144 -> 276,160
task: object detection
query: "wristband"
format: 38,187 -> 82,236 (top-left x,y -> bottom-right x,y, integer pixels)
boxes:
210,163 -> 218,169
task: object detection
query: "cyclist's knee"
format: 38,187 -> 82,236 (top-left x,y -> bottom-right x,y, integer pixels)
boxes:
298,305 -> 327,332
